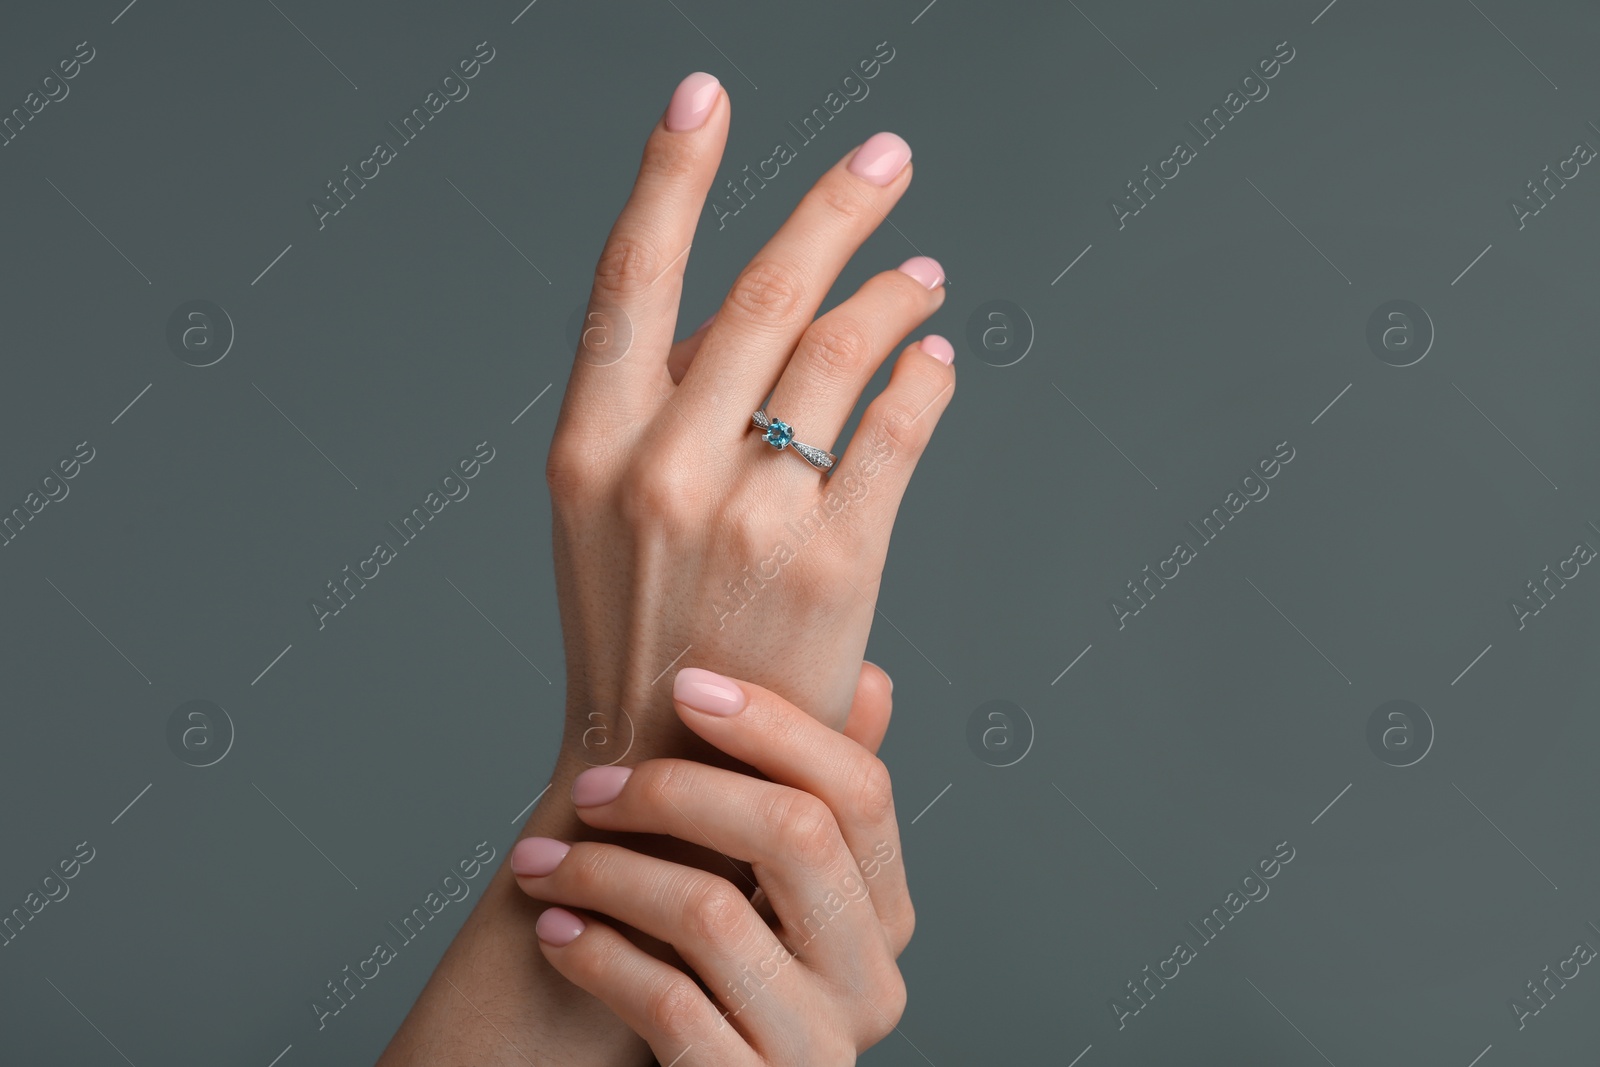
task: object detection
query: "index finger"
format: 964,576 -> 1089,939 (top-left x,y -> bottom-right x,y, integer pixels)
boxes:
561,72 -> 729,425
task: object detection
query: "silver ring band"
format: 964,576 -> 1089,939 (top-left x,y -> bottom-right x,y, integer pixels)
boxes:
750,410 -> 835,472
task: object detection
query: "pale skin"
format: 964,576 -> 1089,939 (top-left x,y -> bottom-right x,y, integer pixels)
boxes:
378,71 -> 953,1064
515,666 -> 913,1064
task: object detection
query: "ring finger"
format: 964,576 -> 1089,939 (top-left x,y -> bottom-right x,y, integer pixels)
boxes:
760,257 -> 944,453
676,132 -> 916,425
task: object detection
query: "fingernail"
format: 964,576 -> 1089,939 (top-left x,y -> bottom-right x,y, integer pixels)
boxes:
510,837 -> 570,877
572,765 -> 632,807
866,660 -> 892,693
536,907 -> 586,946
897,256 -> 945,290
849,132 -> 912,186
674,667 -> 747,716
666,72 -> 720,131
696,313 -> 715,331
920,334 -> 955,365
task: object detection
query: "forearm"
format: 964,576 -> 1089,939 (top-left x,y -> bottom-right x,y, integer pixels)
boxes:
377,744 -> 651,1066
378,702 -> 754,1067
382,64 -> 949,1061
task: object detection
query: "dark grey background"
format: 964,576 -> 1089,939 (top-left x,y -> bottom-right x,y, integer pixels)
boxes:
2,0 -> 1597,1063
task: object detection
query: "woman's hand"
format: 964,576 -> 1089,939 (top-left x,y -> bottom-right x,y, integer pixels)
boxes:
548,71 -> 954,757
511,665 -> 912,1065
379,73 -> 944,1065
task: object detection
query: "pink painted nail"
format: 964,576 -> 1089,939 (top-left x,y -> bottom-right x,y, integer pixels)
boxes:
665,72 -> 720,131
848,132 -> 912,186
696,313 -> 716,331
572,765 -> 632,806
536,907 -> 586,946
866,660 -> 892,693
897,256 -> 945,290
510,837 -> 570,877
920,334 -> 955,365
674,667 -> 746,716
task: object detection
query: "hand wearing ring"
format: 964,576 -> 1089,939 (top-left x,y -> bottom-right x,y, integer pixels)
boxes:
544,116 -> 956,741
381,71 -> 958,1067
752,409 -> 836,472
539,81 -> 958,749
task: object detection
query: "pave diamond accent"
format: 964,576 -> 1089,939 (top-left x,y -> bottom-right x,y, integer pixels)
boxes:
791,441 -> 835,471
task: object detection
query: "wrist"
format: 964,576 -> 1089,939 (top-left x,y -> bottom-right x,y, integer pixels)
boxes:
557,684 -> 705,771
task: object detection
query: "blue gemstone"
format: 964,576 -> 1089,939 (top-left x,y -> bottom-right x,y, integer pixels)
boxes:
763,420 -> 794,449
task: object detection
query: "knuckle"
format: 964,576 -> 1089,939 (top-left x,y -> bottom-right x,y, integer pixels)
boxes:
710,518 -> 772,583
615,453 -> 696,528
646,976 -> 707,1040
869,969 -> 908,1037
800,317 -> 873,385
893,900 -> 917,954
787,545 -> 862,612
685,877 -> 749,944
592,233 -> 662,300
866,398 -> 926,461
638,133 -> 701,186
812,1036 -> 864,1067
845,756 -> 895,825
814,1033 -> 858,1065
562,921 -> 625,987
545,436 -> 600,502
815,174 -> 872,226
771,790 -> 840,868
634,759 -> 685,811
562,842 -> 615,896
725,258 -> 807,324
761,696 -> 811,751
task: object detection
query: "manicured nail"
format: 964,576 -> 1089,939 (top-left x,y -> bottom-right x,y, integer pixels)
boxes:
897,256 -> 945,290
510,837 -> 570,877
866,660 -> 892,693
666,72 -> 720,131
920,334 -> 955,365
696,313 -> 716,331
849,132 -> 912,186
674,667 -> 747,716
572,765 -> 632,807
536,907 -> 586,946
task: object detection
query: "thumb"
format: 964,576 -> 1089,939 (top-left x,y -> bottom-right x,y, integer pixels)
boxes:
840,661 -> 893,753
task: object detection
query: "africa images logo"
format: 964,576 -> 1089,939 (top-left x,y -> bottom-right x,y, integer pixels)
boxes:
1108,40 -> 1297,230
308,42 -> 497,230
706,40 -> 897,230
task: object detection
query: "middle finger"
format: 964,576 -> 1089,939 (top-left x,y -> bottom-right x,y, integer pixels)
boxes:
759,258 -> 944,454
676,132 -> 915,426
